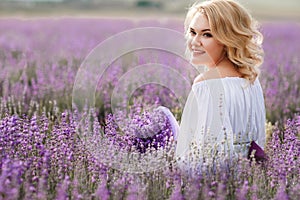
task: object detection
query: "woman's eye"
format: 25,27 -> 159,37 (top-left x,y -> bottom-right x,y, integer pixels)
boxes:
189,30 -> 196,35
203,32 -> 213,37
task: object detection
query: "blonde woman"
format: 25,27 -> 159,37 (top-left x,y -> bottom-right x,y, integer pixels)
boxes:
175,0 -> 266,169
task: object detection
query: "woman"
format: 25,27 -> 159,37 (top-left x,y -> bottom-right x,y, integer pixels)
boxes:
175,0 -> 266,169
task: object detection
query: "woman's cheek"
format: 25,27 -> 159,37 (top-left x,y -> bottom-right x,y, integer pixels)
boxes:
187,38 -> 192,49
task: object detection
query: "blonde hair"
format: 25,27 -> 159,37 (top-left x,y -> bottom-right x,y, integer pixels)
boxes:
185,0 -> 264,83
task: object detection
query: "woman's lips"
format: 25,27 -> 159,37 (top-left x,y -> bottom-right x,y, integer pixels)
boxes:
192,49 -> 205,55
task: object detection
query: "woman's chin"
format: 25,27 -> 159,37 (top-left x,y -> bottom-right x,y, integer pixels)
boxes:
190,59 -> 203,67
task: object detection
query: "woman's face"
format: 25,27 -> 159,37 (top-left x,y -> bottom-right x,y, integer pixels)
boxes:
187,12 -> 225,68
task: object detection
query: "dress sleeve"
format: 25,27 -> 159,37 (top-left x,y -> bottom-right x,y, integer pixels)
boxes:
175,88 -> 199,158
254,80 -> 266,149
175,79 -> 235,165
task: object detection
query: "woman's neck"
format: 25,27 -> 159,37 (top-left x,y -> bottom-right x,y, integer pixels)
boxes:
206,57 -> 242,78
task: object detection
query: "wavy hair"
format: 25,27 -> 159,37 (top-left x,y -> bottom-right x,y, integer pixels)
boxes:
184,0 -> 264,83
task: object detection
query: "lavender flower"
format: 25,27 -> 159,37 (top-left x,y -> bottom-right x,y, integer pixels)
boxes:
0,18 -> 299,199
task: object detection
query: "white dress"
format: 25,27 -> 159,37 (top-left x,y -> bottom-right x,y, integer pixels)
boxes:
175,77 -> 266,168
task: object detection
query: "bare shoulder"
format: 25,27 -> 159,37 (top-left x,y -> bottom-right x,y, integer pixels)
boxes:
193,73 -> 205,84
194,65 -> 243,84
193,70 -> 221,84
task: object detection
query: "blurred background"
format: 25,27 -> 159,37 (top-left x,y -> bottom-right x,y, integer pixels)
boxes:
0,0 -> 299,21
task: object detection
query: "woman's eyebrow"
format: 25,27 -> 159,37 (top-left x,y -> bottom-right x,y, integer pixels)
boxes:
190,27 -> 211,33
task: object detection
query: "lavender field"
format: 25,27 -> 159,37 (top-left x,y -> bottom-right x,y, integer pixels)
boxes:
0,18 -> 299,199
